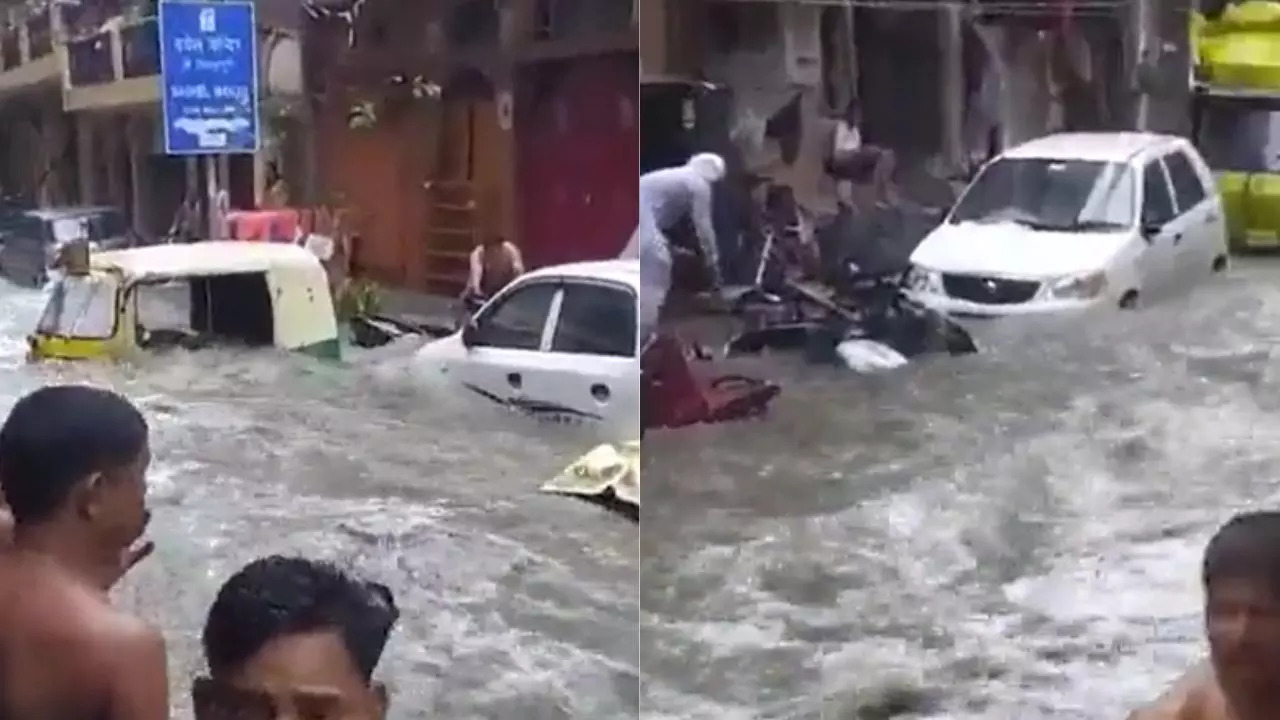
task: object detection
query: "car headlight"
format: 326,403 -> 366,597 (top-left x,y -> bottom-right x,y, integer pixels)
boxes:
1047,271 -> 1107,300
904,265 -> 942,293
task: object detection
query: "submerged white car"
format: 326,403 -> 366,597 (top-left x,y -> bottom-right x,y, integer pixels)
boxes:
412,259 -> 640,439
906,132 -> 1230,316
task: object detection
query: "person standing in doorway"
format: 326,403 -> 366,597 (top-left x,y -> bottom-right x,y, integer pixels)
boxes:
169,188 -> 203,243
828,99 -> 899,206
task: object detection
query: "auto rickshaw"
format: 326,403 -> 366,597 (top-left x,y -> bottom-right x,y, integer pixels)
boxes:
29,240 -> 341,362
1191,1 -> 1280,251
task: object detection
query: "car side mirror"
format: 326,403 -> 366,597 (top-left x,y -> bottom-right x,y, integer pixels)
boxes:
460,319 -> 478,347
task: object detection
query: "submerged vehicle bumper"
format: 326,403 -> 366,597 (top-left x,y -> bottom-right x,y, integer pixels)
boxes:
908,291 -> 1106,318
27,334 -> 112,361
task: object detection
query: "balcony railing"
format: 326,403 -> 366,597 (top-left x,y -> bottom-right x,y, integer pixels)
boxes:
121,18 -> 159,78
67,17 -> 160,87
67,30 -> 114,86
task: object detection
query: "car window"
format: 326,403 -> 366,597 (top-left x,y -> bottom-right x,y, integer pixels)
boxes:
5,216 -> 47,243
1141,160 -> 1176,226
470,281 -> 557,350
551,282 -> 637,358
1164,151 -> 1208,214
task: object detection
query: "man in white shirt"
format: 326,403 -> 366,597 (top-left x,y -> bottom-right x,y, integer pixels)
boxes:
828,99 -> 898,205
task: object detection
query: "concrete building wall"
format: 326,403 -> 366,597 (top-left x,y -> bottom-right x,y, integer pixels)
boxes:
699,1 -> 847,216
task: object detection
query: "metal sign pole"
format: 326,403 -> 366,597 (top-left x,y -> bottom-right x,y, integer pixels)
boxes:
158,0 -> 261,239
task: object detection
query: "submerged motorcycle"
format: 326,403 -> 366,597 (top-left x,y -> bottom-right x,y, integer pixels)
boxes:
726,221 -> 977,371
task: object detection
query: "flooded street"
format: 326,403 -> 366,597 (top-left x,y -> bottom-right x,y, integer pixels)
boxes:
642,258 -> 1280,719
0,284 -> 639,718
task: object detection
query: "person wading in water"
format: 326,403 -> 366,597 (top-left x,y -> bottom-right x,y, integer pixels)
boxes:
463,234 -> 525,307
0,385 -> 164,720
1130,511 -> 1280,720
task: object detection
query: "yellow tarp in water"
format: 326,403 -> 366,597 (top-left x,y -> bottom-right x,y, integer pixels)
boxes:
542,441 -> 639,508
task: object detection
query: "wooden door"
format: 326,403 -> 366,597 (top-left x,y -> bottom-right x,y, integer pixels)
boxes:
422,99 -> 485,292
516,53 -> 639,269
319,108 -> 406,286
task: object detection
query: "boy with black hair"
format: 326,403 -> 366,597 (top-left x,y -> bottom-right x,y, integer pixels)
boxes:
1130,510 -> 1280,719
195,555 -> 400,720
0,384 -> 163,720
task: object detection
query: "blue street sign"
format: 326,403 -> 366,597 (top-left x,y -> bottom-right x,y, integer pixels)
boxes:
158,0 -> 260,155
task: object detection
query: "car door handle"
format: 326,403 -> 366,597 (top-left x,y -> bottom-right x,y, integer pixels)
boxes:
590,383 -> 610,402
1172,232 -> 1182,244
506,372 -> 522,389
1206,213 -> 1219,223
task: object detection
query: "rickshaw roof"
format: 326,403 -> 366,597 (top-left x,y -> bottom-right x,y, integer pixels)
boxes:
92,241 -> 326,282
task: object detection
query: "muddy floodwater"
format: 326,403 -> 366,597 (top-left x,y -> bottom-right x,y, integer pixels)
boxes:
642,258 -> 1280,719
0,284 -> 639,719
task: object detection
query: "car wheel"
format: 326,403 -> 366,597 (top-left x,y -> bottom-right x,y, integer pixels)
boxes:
1119,290 -> 1139,310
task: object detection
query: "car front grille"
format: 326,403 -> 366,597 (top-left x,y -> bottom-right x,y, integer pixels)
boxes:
942,274 -> 1040,305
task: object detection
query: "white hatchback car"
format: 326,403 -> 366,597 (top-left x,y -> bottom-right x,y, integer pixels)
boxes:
412,259 -> 641,439
906,132 -> 1230,316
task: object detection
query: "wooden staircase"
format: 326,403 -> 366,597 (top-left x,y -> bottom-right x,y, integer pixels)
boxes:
422,180 -> 480,295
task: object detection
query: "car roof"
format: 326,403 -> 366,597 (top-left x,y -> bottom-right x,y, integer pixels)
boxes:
93,241 -> 324,281
1002,132 -> 1183,163
522,259 -> 640,290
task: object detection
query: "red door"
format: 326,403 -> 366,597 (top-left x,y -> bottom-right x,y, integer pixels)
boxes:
516,53 -> 638,269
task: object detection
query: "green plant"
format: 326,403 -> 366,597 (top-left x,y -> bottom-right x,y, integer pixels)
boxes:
336,278 -> 382,320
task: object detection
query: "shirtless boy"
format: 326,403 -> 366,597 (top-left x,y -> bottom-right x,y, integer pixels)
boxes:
1130,511 -> 1280,720
0,385 -> 164,720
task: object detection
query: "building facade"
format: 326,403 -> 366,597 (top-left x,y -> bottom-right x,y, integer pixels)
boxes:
0,0 -> 327,238
641,0 -> 1145,213
304,0 -> 639,294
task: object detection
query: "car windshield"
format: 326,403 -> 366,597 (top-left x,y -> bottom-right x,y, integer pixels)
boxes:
949,157 -> 1136,231
1197,104 -> 1280,173
36,273 -> 118,339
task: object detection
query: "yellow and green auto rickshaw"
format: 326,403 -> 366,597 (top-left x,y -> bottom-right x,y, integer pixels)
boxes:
1192,1 -> 1280,251
541,441 -> 639,521
29,241 -> 341,362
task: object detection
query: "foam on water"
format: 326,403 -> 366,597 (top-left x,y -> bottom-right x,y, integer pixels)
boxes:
642,260 -> 1280,719
0,282 -> 638,719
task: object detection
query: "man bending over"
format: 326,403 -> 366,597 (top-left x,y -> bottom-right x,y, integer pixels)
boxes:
631,152 -> 727,341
